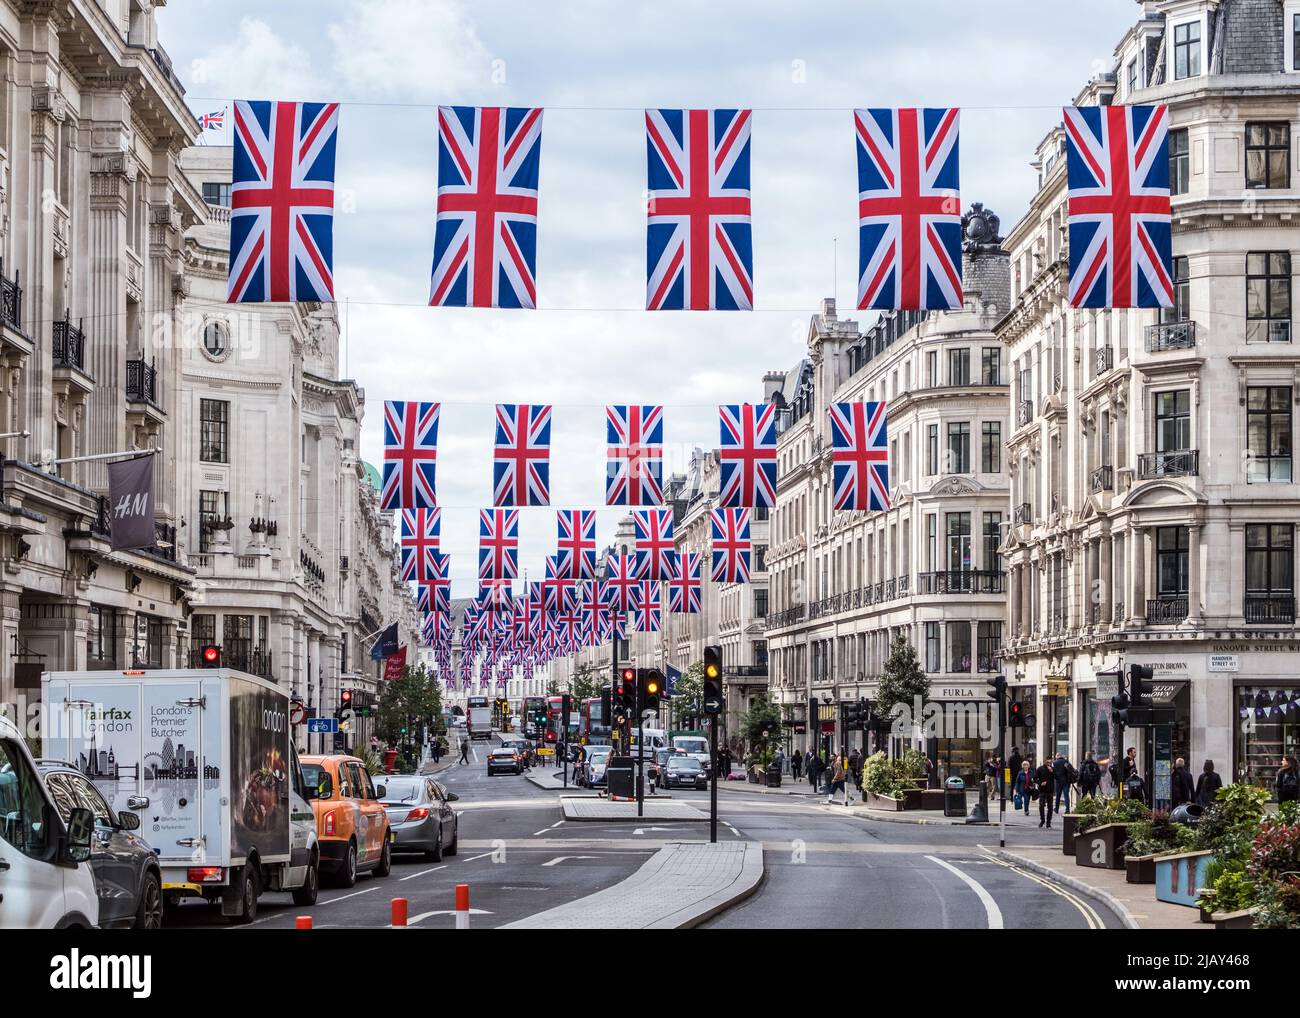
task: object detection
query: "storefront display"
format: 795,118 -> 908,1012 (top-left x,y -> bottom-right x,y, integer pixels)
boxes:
1235,684 -> 1300,796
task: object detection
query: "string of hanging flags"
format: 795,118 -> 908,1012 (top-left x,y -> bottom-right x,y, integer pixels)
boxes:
225,100 -> 1174,313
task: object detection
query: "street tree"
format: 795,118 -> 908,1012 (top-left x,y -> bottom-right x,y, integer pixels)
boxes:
740,694 -> 782,765
874,635 -> 930,753
671,661 -> 704,728
376,665 -> 442,767
569,662 -> 602,702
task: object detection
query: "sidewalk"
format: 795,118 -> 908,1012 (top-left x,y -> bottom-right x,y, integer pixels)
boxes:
561,796 -> 706,821
500,840 -> 763,929
996,844 -> 1209,931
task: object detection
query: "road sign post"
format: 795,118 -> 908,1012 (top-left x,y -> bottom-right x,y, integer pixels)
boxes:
704,646 -> 723,844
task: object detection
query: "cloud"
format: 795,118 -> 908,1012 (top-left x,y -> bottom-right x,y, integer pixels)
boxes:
188,17 -> 322,99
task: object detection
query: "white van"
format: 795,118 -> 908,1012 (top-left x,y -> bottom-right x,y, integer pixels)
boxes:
0,713 -> 98,928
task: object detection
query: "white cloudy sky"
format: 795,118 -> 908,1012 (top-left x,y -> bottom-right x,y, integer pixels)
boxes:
160,0 -> 1135,595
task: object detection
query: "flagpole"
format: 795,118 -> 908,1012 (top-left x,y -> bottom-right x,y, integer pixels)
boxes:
53,446 -> 160,465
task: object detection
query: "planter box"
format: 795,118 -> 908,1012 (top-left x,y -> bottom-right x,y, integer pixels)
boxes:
1060,814 -> 1083,856
920,789 -> 947,811
901,788 -> 924,810
1074,823 -> 1128,870
867,790 -> 904,811
1154,850 -> 1214,909
1125,854 -> 1159,884
1211,907 -> 1260,930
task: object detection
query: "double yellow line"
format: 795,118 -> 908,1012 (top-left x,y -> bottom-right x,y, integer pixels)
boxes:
979,847 -> 1107,929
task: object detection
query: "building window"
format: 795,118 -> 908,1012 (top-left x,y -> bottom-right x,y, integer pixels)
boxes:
754,589 -> 768,618
983,512 -> 1002,571
948,622 -> 971,673
202,320 -> 228,359
1156,526 -> 1189,597
1246,386 -> 1293,482
224,614 -> 254,664
947,348 -> 970,386
926,514 -> 937,571
200,398 -> 230,463
977,621 -> 1001,673
87,606 -> 117,666
1246,252 -> 1291,343
1236,684 -> 1300,796
924,622 -> 941,673
1126,57 -> 1138,96
1169,129 -> 1189,196
1246,524 -> 1294,599
133,614 -> 164,669
192,614 -> 217,650
926,350 -> 937,387
981,347 -> 1001,386
1160,255 -> 1190,324
1246,122 -> 1290,190
1154,390 -> 1191,452
946,512 -> 971,572
981,421 -> 1001,474
946,421 -> 970,474
202,181 -> 231,207
754,545 -> 767,573
1173,20 -> 1200,79
1295,13 -> 1300,70
199,490 -> 227,553
927,424 -> 939,475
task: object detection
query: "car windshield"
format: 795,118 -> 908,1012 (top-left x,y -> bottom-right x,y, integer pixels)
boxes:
301,763 -> 327,790
588,751 -> 610,763
672,758 -> 702,771
378,778 -> 421,802
674,738 -> 707,755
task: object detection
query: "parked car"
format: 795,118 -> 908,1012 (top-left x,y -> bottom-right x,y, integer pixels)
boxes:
487,746 -> 524,775
581,748 -> 613,788
0,714 -> 97,928
36,761 -> 163,929
300,755 -> 392,887
373,775 -> 459,861
663,755 -> 708,790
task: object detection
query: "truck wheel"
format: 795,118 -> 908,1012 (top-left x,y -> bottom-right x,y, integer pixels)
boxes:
227,867 -> 258,925
336,840 -> 358,888
133,871 -> 163,929
292,851 -> 319,906
374,834 -> 392,878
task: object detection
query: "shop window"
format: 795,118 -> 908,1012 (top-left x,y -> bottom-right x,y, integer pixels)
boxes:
1236,686 -> 1300,795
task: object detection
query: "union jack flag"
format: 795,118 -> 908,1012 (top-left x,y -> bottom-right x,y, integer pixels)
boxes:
667,551 -> 702,614
423,552 -> 451,612
633,509 -> 677,581
578,581 -> 604,645
198,109 -> 225,131
718,404 -> 777,508
632,579 -> 662,633
855,107 -> 962,311
479,581 -> 513,614
603,552 -> 638,614
381,401 -> 440,510
398,508 -> 441,581
829,402 -> 890,511
606,404 -> 664,506
421,611 -> 450,647
229,100 -> 338,303
710,508 -> 751,584
430,106 -> 543,309
541,556 -> 572,614
478,509 -> 519,581
556,510 -> 597,580
645,108 -> 753,311
1063,105 -> 1172,309
493,403 -> 552,506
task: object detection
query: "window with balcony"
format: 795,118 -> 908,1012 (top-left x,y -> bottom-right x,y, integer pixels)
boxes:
947,347 -> 970,386
199,489 -> 227,553
1157,526 -> 1189,597
983,511 -> 1002,571
1246,122 -> 1290,190
1247,252 -> 1291,343
948,622 -> 971,673
946,512 -> 971,571
947,421 -> 970,474
981,347 -> 1001,386
1155,389 -> 1191,453
981,421 -> 1001,474
925,622 -> 941,673
1246,386 -> 1292,482
1169,129 -> 1189,196
200,398 -> 230,462
1245,524 -> 1295,623
1173,20 -> 1200,79
977,621 -> 1002,673
202,181 -> 231,207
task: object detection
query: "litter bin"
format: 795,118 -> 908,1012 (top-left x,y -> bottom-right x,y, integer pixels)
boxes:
944,776 -> 966,817
766,763 -> 782,788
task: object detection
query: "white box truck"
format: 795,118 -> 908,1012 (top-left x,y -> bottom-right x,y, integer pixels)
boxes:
41,668 -> 319,924
467,703 -> 493,741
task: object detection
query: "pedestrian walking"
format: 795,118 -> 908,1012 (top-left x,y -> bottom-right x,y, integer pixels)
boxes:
982,754 -> 998,802
1035,758 -> 1056,828
826,753 -> 852,805
806,750 -> 820,790
1170,757 -> 1195,808
1277,755 -> 1300,803
1013,760 -> 1033,815
790,750 -> 802,781
1052,753 -> 1075,814
1194,759 -> 1222,808
1008,746 -> 1023,783
848,747 -> 863,792
1077,751 -> 1101,800
458,737 -> 469,765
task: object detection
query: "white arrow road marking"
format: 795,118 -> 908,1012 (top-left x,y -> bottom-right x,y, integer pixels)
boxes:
925,855 -> 1003,930
631,827 -> 673,835
400,865 -> 448,881
540,855 -> 598,867
395,908 -> 494,926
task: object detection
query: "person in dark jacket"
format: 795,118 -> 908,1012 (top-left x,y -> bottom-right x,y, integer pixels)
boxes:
1012,760 -> 1034,815
806,751 -> 822,791
1052,753 -> 1074,814
1078,751 -> 1102,800
1194,759 -> 1222,808
1008,746 -> 1023,782
1278,756 -> 1300,803
790,749 -> 802,781
1170,757 -> 1195,807
1035,760 -> 1056,828
1121,747 -> 1138,782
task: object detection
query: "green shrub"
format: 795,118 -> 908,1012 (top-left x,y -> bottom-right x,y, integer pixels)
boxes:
1076,794 -> 1150,834
1197,860 -> 1256,915
1192,784 -> 1269,860
1125,810 -> 1195,857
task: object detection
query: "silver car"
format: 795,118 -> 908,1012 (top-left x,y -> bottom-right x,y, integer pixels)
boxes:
373,775 -> 459,861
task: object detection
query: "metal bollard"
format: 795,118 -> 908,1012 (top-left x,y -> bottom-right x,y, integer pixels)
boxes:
392,897 -> 409,927
295,915 -> 313,930
455,883 -> 470,929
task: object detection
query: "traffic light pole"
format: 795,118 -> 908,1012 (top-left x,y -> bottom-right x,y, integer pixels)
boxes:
998,698 -> 1007,850
709,710 -> 717,844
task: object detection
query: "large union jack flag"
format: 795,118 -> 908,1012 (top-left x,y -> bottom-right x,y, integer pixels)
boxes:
606,404 -> 665,506
381,401 -> 440,510
633,509 -> 677,581
667,551 -> 702,614
632,579 -> 662,633
229,100 -> 338,303
603,552 -> 638,614
493,403 -> 552,506
1063,105 -> 1172,309
829,402 -> 890,512
710,508 -> 752,584
478,509 -> 519,581
646,108 -> 752,311
855,107 -> 962,311
718,404 -> 777,508
556,510 -> 597,580
398,508 -> 441,581
430,106 -> 543,309
541,555 -> 572,614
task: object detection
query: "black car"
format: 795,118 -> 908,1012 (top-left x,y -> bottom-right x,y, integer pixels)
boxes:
487,746 -> 524,775
36,761 -> 163,929
373,775 -> 460,861
662,755 -> 708,790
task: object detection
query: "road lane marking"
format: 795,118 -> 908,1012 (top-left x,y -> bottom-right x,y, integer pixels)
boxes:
319,885 -> 383,905
400,865 -> 448,881
979,849 -> 1104,929
399,907 -> 494,926
540,855 -> 598,866
925,855 -> 1003,930
461,851 -> 498,862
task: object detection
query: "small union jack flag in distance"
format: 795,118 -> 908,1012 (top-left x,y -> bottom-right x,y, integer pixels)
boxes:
606,404 -> 665,506
718,404 -> 777,509
710,507 -> 752,584
603,552 -> 638,614
633,509 -> 677,581
632,579 -> 662,633
829,402 -> 890,511
556,510 -> 597,580
198,109 -> 226,131
493,403 -> 552,506
381,401 -> 440,510
667,551 -> 702,614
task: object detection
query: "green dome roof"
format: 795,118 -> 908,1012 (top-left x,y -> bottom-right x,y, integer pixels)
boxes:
362,460 -> 382,493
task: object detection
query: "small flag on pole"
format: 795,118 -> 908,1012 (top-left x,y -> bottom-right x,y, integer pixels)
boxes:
198,108 -> 226,131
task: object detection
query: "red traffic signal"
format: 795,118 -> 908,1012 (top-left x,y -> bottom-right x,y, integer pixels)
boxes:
199,645 -> 221,667
341,690 -> 353,705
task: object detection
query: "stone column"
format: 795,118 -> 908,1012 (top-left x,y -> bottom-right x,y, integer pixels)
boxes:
1126,526 -> 1144,627
1187,525 -> 1202,624
1143,526 -> 1156,617
1101,535 -> 1114,626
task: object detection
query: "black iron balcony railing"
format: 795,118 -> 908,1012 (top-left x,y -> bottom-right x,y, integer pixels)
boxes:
1013,502 -> 1032,526
1095,347 -> 1114,374
1244,594 -> 1296,625
1138,449 -> 1198,479
916,570 -> 1006,595
1016,400 -> 1033,428
189,646 -> 274,680
53,312 -> 86,371
1147,597 -> 1189,624
1090,464 -> 1114,493
0,260 -> 21,333
1145,320 -> 1196,352
765,606 -> 805,630
126,358 -> 159,404
727,664 -> 769,677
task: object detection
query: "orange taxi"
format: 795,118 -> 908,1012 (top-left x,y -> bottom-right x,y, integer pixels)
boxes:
299,755 -> 392,887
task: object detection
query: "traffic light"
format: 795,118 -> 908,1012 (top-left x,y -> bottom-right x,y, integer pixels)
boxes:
560,693 -> 572,732
703,645 -> 722,716
986,673 -> 1007,727
1129,664 -> 1153,708
615,668 -> 636,709
642,669 -> 663,713
1008,701 -> 1026,728
600,685 -> 612,722
199,644 -> 221,668
843,699 -> 867,729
